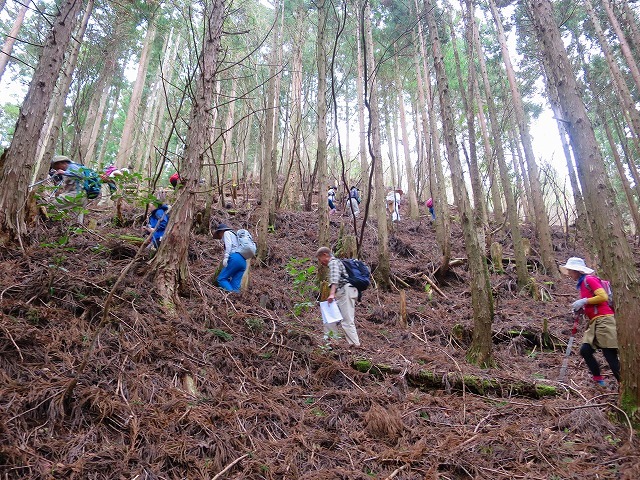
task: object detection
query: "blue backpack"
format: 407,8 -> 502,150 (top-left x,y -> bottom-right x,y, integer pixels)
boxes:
72,164 -> 102,199
341,259 -> 371,301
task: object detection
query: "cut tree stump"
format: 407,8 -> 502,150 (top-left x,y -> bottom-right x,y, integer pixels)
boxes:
351,359 -> 558,399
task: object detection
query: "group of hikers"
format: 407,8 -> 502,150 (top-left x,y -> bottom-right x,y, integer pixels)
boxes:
328,184 -> 436,223
38,156 -> 619,388
328,185 -> 362,218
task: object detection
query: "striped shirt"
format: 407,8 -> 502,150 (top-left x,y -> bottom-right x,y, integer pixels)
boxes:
328,256 -> 348,288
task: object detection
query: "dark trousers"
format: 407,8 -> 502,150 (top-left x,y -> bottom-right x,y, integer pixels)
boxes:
579,343 -> 620,381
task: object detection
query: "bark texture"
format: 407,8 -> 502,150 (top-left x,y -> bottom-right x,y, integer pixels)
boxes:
426,0 -> 493,367
150,0 -> 225,304
0,0 -> 85,245
528,0 -> 640,419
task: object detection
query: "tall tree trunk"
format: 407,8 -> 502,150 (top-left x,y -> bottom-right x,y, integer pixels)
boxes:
150,0 -> 225,304
611,113 -> 640,202
77,17 -> 126,165
412,0 -> 451,276
256,0 -> 281,261
620,0 -> 640,64
396,68 -> 419,219
36,0 -> 94,177
115,17 -> 157,168
426,0 -> 493,366
96,86 -> 121,168
362,0 -> 390,287
286,6 -> 305,210
464,0 -> 528,288
448,10 -> 487,242
528,0 -> 640,419
489,0 -> 559,278
509,127 -> 532,223
0,0 -> 86,246
384,97 -> 397,193
584,0 -> 640,149
603,0 -> 640,95
317,0 -> 329,248
356,11 -> 369,199
0,4 -> 28,83
468,4 -> 503,224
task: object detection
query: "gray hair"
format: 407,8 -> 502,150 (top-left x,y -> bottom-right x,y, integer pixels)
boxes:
316,246 -> 331,257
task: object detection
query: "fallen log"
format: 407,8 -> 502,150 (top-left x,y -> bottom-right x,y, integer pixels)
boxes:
351,359 -> 558,399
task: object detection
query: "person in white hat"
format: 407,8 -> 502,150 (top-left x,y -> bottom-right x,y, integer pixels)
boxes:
559,257 -> 619,387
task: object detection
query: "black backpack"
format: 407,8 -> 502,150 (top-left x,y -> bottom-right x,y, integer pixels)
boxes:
341,259 -> 371,301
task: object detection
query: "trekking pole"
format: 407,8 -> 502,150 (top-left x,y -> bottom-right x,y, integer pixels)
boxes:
558,309 -> 582,383
28,177 -> 52,189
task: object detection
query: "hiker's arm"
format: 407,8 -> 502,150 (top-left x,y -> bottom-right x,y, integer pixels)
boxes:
328,284 -> 337,303
586,288 -> 607,304
222,231 -> 234,266
585,277 -> 608,304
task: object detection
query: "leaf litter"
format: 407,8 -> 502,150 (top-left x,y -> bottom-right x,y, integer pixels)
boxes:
0,201 -> 638,479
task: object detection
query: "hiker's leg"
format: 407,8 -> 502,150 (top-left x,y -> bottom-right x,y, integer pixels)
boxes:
337,285 -> 360,346
229,254 -> 247,291
602,348 -> 621,381
217,253 -> 246,292
579,343 -> 601,377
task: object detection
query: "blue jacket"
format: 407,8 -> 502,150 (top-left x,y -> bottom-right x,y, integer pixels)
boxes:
149,205 -> 169,246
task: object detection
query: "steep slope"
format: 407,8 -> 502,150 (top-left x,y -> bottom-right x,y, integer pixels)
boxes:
0,202 -> 637,479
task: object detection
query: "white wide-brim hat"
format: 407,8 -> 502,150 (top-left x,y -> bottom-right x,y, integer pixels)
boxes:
559,257 -> 594,275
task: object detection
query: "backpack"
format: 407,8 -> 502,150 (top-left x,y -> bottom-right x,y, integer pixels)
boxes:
234,229 -> 257,259
585,275 -> 614,312
77,165 -> 102,199
350,188 -> 361,204
341,259 -> 371,301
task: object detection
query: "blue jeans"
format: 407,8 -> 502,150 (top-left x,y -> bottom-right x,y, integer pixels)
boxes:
217,252 -> 247,292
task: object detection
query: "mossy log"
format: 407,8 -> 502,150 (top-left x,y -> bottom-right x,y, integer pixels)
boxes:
113,234 -> 146,245
351,360 -> 558,399
450,323 -> 559,350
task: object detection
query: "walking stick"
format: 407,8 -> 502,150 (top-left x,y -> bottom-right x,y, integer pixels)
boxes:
558,309 -> 582,383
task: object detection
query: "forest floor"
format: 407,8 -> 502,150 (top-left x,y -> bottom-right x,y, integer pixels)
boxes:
1,194 -> 639,480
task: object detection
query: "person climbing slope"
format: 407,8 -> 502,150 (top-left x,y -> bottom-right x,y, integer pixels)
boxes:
560,257 -> 620,387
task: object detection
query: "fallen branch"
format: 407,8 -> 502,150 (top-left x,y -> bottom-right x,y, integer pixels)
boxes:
351,359 -> 558,399
422,275 -> 447,298
212,453 -> 250,480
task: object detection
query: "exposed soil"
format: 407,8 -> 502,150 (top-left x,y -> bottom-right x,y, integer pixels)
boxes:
1,197 -> 638,479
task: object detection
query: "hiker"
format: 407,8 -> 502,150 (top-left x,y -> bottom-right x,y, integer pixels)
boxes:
143,197 -> 170,249
213,223 -> 247,292
386,188 -> 401,222
98,164 -> 124,207
349,185 -> 361,204
169,172 -> 181,189
427,197 -> 435,220
47,155 -> 94,223
327,186 -> 337,214
560,257 -> 620,386
346,186 -> 360,217
316,246 -> 361,348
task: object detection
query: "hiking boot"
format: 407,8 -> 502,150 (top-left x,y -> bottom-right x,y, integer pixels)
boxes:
593,376 -> 606,387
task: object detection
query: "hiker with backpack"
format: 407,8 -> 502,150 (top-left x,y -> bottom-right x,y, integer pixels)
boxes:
327,186 -> 337,214
560,257 -> 620,386
143,196 -> 170,249
47,155 -> 101,223
346,186 -> 360,218
213,223 -> 256,292
316,246 -> 363,349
